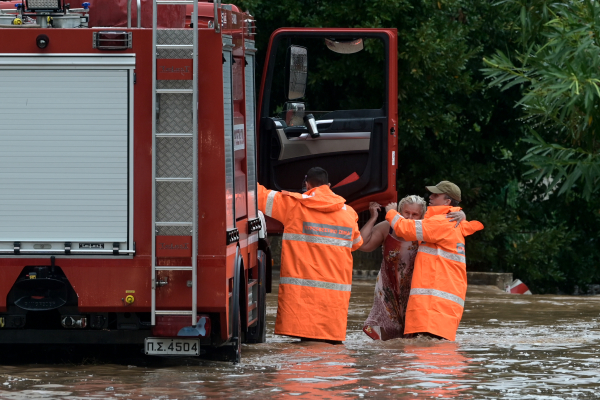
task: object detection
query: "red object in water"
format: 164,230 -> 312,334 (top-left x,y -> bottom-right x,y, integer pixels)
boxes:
506,279 -> 532,295
333,172 -> 360,188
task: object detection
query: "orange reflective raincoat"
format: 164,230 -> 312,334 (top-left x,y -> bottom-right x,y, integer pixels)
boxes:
386,206 -> 484,340
258,184 -> 363,341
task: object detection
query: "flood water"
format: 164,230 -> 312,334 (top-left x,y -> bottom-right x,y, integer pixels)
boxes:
1,274 -> 599,399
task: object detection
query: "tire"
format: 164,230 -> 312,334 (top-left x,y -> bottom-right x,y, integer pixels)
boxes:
245,250 -> 267,343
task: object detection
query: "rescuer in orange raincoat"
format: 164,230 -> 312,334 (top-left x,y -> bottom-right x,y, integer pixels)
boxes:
258,167 -> 363,342
385,181 -> 484,341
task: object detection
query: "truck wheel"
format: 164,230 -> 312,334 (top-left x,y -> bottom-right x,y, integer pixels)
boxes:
245,250 -> 267,343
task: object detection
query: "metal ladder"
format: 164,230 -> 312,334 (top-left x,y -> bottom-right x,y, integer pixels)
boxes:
151,0 -> 200,326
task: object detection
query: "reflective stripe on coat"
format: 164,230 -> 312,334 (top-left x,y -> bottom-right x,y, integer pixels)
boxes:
386,206 -> 484,341
258,184 -> 363,341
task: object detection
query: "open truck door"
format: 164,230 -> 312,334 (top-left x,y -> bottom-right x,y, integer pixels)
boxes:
257,28 -> 398,223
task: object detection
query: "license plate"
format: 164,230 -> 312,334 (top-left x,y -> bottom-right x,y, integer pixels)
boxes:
144,337 -> 199,356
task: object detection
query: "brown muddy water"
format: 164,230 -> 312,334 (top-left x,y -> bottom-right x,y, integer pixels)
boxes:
1,275 -> 599,399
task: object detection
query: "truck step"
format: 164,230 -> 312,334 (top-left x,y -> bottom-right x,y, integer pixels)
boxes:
156,44 -> 194,50
156,0 -> 195,4
155,177 -> 193,182
155,266 -> 193,271
156,133 -> 193,138
155,310 -> 194,316
156,89 -> 193,94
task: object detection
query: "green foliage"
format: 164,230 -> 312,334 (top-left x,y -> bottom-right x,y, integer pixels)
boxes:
234,0 -> 600,293
483,0 -> 600,200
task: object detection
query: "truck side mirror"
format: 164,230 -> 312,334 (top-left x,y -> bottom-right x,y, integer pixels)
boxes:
285,45 -> 307,100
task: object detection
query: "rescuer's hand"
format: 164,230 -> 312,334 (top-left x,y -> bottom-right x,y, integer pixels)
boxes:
385,202 -> 398,214
368,202 -> 381,220
446,210 -> 466,228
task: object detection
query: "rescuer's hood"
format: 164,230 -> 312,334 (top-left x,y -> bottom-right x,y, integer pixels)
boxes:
283,185 -> 346,213
424,205 -> 484,236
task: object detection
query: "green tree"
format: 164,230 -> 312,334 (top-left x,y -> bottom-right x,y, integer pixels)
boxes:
483,0 -> 600,200
235,0 -> 600,293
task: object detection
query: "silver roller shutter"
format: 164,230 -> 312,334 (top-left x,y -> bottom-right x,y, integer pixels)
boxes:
0,55 -> 134,255
223,40 -> 235,230
245,50 -> 257,220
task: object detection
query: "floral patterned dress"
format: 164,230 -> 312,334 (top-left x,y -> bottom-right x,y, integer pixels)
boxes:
363,228 -> 418,340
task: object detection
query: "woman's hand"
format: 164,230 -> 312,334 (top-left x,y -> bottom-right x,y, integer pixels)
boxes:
446,210 -> 466,228
385,202 -> 398,214
368,202 -> 381,220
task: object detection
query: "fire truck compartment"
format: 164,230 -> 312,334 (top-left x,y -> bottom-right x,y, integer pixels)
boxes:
0,54 -> 135,256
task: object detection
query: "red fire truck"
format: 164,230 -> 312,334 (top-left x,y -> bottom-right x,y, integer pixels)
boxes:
0,0 -> 398,362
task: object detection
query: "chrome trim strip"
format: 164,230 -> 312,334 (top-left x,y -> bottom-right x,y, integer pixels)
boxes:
0,54 -> 136,69
410,288 -> 465,307
283,233 -> 352,248
248,232 -> 259,245
0,249 -> 136,255
288,131 -> 371,141
418,245 -> 466,264
280,277 -> 351,292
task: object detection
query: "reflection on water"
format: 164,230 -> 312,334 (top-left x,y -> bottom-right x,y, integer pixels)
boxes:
1,279 -> 599,399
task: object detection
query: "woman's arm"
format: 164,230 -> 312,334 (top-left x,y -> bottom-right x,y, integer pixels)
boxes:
446,210 -> 466,228
358,202 -> 388,252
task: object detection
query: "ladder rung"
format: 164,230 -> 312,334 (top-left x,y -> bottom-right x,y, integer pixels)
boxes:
156,177 -> 193,182
155,222 -> 192,226
157,0 -> 195,4
156,89 -> 193,94
157,44 -> 194,49
156,133 -> 194,138
155,310 -> 194,316
155,266 -> 193,271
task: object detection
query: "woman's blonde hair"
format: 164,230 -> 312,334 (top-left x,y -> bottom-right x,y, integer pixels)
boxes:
398,195 -> 427,219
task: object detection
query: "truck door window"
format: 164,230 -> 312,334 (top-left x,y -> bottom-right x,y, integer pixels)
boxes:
268,37 -> 385,120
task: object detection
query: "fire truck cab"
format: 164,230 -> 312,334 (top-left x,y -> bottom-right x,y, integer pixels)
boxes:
0,0 -> 397,362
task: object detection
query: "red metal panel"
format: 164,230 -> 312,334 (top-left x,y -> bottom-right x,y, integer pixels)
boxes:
197,29 -> 228,259
157,59 -> 193,80
156,236 -> 193,258
87,0 -> 185,28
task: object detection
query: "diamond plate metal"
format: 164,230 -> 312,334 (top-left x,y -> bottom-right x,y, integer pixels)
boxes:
157,48 -> 194,59
157,29 -> 193,45
157,137 -> 193,177
156,29 -> 193,58
157,93 -> 193,133
156,181 -> 193,223
157,225 -> 192,236
157,80 -> 193,90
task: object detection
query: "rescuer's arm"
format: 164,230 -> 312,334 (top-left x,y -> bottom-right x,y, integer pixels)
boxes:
351,219 -> 364,252
257,184 -> 293,224
384,209 -> 418,241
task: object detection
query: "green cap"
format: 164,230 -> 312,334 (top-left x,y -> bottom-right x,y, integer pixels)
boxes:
426,181 -> 461,202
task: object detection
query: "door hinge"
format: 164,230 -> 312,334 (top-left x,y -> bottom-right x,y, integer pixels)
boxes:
226,229 -> 240,245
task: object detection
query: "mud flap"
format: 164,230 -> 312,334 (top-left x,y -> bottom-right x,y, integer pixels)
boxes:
245,250 -> 267,343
